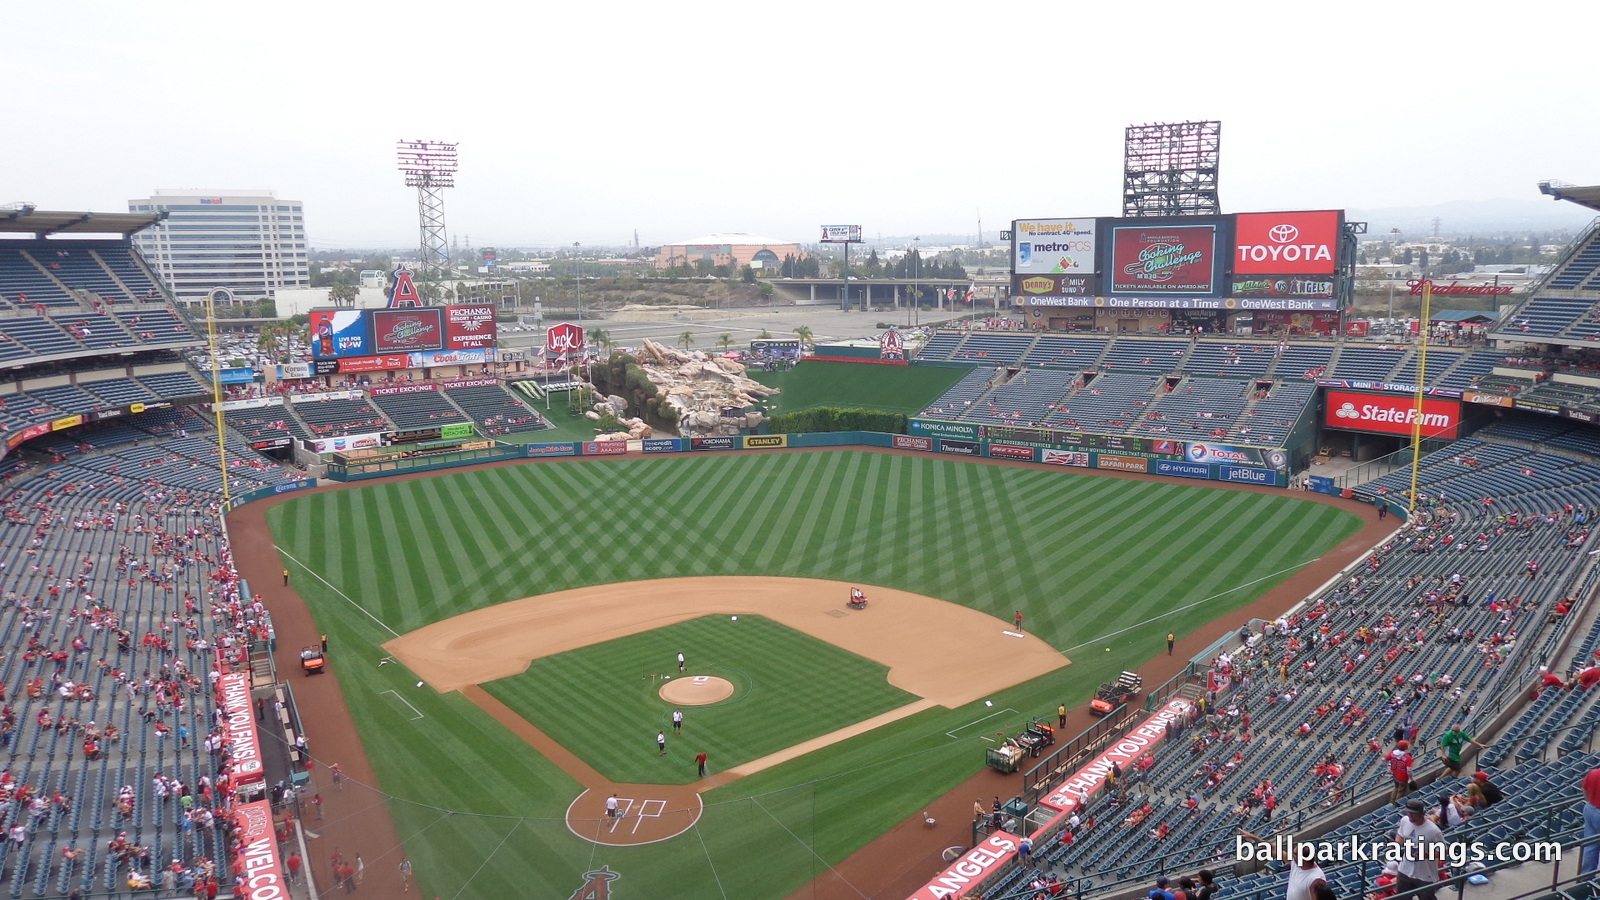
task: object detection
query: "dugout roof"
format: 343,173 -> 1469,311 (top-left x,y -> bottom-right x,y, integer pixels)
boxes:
0,206 -> 167,238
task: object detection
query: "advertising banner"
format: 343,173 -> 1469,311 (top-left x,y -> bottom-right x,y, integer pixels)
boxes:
1015,274 -> 1099,297
444,305 -> 498,351
1155,459 -> 1210,479
440,422 -> 476,439
1185,442 -> 1287,470
548,322 -> 585,356
1038,698 -> 1193,810
1041,448 -> 1090,467
312,360 -> 340,376
371,308 -> 445,354
217,672 -> 265,785
892,435 -> 932,451
691,436 -> 737,451
642,438 -> 684,453
1230,278 -> 1338,309
1232,211 -> 1341,275
1463,391 -> 1515,408
1095,454 -> 1149,473
309,309 -> 371,359
743,435 -> 789,449
278,362 -> 312,380
820,225 -> 862,243
1219,465 -> 1276,485
909,419 -> 979,441
371,383 -> 438,396
51,415 -> 84,431
290,390 -> 362,404
440,377 -> 499,390
524,443 -> 577,457
231,801 -> 288,899
906,832 -> 1021,900
251,437 -> 293,450
581,440 -> 628,455
1014,218 -> 1097,276
939,438 -> 979,456
411,349 -> 490,368
220,367 -> 255,385
1250,310 -> 1342,335
308,432 -> 385,454
1108,219 -> 1223,295
1324,390 -> 1461,439
987,444 -> 1034,461
338,354 -> 413,374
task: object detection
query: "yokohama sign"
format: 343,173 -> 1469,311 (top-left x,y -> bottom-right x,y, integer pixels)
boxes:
1233,211 -> 1341,275
1324,390 -> 1460,439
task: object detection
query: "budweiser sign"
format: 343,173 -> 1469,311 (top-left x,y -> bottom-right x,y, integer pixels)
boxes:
1407,279 -> 1515,296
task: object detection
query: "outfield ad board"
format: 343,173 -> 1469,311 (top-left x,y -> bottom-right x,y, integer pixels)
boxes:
691,436 -> 737,451
1232,211 -> 1341,275
1040,449 -> 1090,467
581,441 -> 627,455
938,438 -> 980,456
743,435 -> 789,449
440,422 -> 476,439
443,304 -> 498,351
524,442 -> 577,457
1095,453 -> 1149,473
1219,465 -> 1277,485
1184,442 -> 1287,470
1154,459 -> 1210,479
372,308 -> 445,354
309,310 -> 371,359
986,444 -> 1034,461
642,438 -> 685,453
892,435 -> 933,451
909,419 -> 980,441
1107,218 -> 1225,296
1324,389 -> 1462,439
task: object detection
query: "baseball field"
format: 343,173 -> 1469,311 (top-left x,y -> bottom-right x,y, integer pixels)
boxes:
252,447 -> 1365,900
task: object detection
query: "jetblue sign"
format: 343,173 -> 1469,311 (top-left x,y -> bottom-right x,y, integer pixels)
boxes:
1220,465 -> 1274,485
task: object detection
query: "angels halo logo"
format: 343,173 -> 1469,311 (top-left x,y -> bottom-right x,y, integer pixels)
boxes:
1268,224 -> 1299,244
567,866 -> 620,900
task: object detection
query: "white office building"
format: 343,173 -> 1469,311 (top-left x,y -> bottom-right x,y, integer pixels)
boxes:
128,190 -> 310,305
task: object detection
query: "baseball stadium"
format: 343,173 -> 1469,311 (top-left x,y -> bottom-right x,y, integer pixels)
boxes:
2,172 -> 1600,900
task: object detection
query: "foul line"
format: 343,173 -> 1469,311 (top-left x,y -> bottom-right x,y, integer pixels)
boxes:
1060,557 -> 1321,655
277,545 -> 399,638
750,796 -> 869,900
945,708 -> 1019,739
380,690 -> 425,721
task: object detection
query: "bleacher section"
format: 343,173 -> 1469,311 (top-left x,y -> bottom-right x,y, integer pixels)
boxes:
1139,378 -> 1253,440
1328,344 -> 1407,381
113,308 -> 198,343
1186,340 -> 1274,376
1023,334 -> 1112,370
918,368 -> 996,420
1099,338 -> 1190,373
290,395 -> 393,438
1549,235 -> 1600,291
0,247 -> 75,307
1044,374 -> 1160,430
442,382 -> 552,435
367,387 -> 470,431
1231,381 -> 1315,445
136,371 -> 209,399
225,403 -> 311,448
961,370 -> 1077,427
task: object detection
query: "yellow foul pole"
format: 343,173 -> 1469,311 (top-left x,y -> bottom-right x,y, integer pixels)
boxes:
203,293 -> 230,505
1406,281 -> 1434,514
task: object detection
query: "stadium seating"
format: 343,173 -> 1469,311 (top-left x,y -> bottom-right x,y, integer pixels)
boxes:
290,395 -> 393,437
137,371 -> 210,400
962,370 -> 1078,427
1139,378 -> 1254,440
368,388 -> 471,431
1328,345 -> 1408,382
1548,237 -> 1600,291
1044,374 -> 1161,431
0,246 -> 76,306
1185,341 -> 1275,376
442,382 -> 552,435
113,308 -> 199,343
918,368 -> 997,420
1023,335 -> 1112,370
1099,338 -> 1191,373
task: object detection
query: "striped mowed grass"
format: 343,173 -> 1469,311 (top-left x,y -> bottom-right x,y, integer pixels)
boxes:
266,450 -> 1361,900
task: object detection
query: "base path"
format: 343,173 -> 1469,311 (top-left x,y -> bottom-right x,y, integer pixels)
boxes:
386,576 -> 1069,844
384,576 -> 1070,708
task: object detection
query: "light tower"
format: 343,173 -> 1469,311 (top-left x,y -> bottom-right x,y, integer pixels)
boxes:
396,139 -> 458,293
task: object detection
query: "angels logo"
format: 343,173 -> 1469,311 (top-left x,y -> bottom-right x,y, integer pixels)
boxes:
235,803 -> 271,838
387,265 -> 424,308
879,330 -> 904,360
567,866 -> 620,900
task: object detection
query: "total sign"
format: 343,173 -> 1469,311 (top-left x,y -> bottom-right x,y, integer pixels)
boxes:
1233,211 -> 1341,275
547,322 -> 585,356
1324,390 -> 1461,439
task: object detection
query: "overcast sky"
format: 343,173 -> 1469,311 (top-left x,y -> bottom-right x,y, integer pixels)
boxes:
4,0 -> 1596,249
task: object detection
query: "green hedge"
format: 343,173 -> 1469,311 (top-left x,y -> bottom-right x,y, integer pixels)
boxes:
768,407 -> 907,435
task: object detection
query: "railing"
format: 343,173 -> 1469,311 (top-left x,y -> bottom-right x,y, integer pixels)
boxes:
1020,710 -> 1139,803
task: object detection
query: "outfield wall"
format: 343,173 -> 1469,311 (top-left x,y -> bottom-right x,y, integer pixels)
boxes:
315,430 -> 1287,487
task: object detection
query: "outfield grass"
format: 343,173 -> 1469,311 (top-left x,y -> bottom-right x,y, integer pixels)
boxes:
484,615 -> 917,785
749,360 -> 966,415
267,451 -> 1364,899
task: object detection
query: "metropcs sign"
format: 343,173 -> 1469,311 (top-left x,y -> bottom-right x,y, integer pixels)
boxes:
1233,211 -> 1340,275
1324,389 -> 1461,439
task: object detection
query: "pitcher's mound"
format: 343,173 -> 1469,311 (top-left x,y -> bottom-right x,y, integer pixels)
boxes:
659,675 -> 734,705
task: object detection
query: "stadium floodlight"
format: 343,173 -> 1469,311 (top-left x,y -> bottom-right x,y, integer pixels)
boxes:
396,140 -> 458,292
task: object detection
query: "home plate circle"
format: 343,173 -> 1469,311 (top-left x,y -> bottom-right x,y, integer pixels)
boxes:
659,675 -> 734,705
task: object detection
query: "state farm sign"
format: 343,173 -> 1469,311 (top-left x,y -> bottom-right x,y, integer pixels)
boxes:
1233,211 -> 1341,275
547,322 -> 585,355
1324,390 -> 1460,439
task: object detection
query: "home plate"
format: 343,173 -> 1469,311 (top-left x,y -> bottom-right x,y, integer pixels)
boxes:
1002,630 -> 1025,639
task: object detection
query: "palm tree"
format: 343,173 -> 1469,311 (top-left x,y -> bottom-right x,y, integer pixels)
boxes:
679,331 -> 696,352
717,333 -> 734,353
793,325 -> 814,352
328,283 -> 358,307
589,328 -> 615,357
